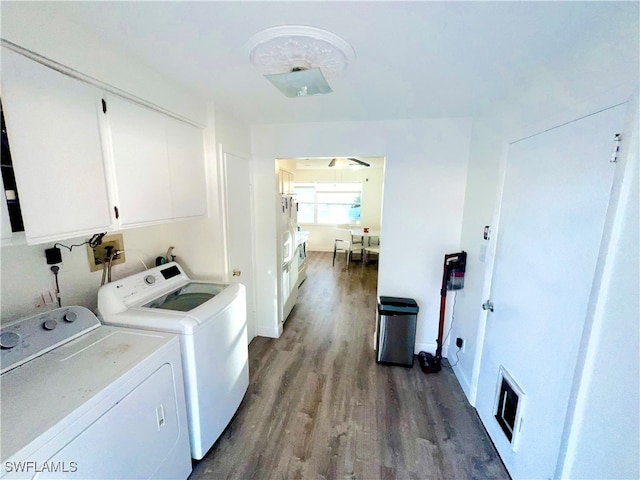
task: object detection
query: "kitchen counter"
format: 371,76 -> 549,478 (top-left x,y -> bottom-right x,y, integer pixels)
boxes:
296,230 -> 310,245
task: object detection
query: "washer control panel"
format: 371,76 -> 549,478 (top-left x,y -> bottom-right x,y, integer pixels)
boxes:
0,306 -> 100,374
98,262 -> 190,312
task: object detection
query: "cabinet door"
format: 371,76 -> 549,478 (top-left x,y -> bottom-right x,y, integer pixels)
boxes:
167,117 -> 207,219
105,95 -> 172,227
1,48 -> 113,244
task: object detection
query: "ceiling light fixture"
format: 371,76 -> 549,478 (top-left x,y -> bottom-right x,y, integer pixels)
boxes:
246,25 -> 356,98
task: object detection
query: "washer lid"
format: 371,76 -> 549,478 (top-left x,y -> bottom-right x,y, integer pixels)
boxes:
142,282 -> 227,312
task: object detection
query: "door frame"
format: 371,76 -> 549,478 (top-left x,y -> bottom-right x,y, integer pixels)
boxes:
219,146 -> 258,342
468,88 -> 635,406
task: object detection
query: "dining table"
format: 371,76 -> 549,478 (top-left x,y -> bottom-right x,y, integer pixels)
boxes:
350,228 -> 380,246
350,228 -> 380,264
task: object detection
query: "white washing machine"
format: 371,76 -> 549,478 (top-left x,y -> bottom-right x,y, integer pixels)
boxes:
0,306 -> 192,479
97,262 -> 249,460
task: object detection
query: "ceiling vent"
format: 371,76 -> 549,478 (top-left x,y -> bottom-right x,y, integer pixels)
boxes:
246,25 -> 356,98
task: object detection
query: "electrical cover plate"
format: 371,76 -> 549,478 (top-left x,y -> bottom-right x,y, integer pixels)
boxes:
87,233 -> 125,272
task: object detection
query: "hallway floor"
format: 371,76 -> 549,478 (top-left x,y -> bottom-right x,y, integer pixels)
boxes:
190,252 -> 509,479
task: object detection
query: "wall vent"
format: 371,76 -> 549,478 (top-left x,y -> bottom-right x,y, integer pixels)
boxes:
493,366 -> 526,451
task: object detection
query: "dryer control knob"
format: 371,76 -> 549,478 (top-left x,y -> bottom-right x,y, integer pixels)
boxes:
144,275 -> 156,285
64,311 -> 78,322
0,331 -> 21,349
43,319 -> 58,331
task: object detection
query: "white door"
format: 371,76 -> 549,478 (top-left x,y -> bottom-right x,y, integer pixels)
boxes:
223,152 -> 256,343
475,104 -> 627,479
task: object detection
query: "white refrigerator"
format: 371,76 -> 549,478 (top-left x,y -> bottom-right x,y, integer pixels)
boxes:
281,194 -> 298,323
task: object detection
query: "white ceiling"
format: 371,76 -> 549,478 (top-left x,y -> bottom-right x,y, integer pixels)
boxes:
4,1 -> 639,125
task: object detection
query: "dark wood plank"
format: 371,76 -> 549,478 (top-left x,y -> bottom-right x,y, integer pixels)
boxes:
190,252 -> 508,480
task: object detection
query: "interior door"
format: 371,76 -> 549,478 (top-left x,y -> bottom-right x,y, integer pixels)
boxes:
475,104 -> 627,479
223,152 -> 256,344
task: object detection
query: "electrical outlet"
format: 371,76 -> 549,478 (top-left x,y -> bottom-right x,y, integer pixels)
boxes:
87,233 -> 125,272
456,337 -> 464,351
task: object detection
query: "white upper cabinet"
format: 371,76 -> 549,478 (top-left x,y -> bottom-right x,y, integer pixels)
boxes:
104,95 -> 207,228
1,48 -> 207,242
104,95 -> 173,227
167,116 -> 207,219
1,48 -> 113,244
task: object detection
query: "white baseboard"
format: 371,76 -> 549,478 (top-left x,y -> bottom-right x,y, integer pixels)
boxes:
257,325 -> 280,338
308,247 -> 333,252
414,342 -> 437,355
452,363 -> 475,404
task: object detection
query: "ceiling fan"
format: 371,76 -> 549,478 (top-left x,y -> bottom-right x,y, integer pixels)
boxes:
328,157 -> 370,168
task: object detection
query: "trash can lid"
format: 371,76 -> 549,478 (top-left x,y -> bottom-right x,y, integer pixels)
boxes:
378,296 -> 419,314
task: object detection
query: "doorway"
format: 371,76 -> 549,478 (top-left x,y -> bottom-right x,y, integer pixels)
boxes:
275,156 -> 386,328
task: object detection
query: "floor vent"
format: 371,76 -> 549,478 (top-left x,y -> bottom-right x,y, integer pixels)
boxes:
493,366 -> 525,450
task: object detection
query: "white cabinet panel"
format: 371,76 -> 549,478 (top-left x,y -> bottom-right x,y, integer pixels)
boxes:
1,48 -> 113,244
105,95 -> 172,227
167,117 -> 207,219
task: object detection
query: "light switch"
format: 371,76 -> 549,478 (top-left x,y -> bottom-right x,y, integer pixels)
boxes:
479,244 -> 488,263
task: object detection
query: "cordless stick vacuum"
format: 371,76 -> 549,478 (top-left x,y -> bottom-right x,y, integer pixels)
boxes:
419,251 -> 467,374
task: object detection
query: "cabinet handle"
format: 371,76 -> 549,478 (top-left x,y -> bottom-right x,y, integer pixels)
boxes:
114,206 -> 119,219
102,99 -> 107,114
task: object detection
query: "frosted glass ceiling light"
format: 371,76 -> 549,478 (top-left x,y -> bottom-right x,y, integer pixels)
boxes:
247,25 -> 355,98
264,67 -> 332,97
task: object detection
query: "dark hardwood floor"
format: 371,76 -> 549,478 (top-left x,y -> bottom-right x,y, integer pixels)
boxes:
190,252 -> 509,479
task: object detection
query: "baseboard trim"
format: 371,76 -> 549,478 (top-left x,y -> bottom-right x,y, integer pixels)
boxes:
257,325 -> 280,338
452,363 -> 474,404
415,342 -> 437,355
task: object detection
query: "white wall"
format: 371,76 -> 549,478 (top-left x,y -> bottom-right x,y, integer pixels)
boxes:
0,6 -> 221,323
448,55 -> 638,480
294,167 -> 384,251
1,225 -> 173,320
448,91 -> 638,479
251,118 -> 472,350
450,88 -> 639,401
557,95 -> 639,480
446,121 -> 504,396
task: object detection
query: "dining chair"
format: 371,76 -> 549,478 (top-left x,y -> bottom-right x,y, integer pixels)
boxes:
333,228 -> 364,270
363,243 -> 380,266
339,223 -> 365,262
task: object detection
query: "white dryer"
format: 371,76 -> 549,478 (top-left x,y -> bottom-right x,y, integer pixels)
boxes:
97,262 -> 249,460
0,306 -> 191,479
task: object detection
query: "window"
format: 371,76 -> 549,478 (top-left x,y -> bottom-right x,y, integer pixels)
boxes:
294,183 -> 362,225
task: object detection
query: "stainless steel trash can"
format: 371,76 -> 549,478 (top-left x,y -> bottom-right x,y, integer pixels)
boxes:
376,296 -> 419,367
